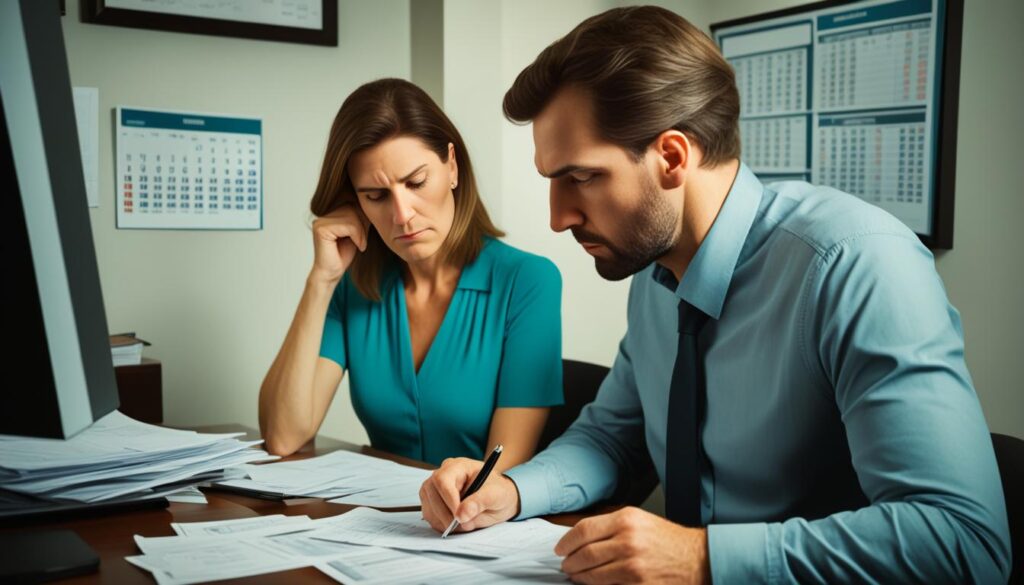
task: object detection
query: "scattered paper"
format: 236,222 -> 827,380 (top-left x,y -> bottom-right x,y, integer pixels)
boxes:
308,507 -> 570,560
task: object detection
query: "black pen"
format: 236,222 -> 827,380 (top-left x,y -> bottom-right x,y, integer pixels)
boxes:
441,443 -> 503,538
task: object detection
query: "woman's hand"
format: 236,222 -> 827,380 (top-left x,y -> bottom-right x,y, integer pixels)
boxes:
310,205 -> 369,284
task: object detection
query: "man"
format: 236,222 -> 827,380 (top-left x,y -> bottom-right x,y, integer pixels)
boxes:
419,6 -> 1010,583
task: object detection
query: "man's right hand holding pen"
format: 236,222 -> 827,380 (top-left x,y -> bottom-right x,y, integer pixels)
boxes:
420,457 -> 712,585
419,456 -> 522,535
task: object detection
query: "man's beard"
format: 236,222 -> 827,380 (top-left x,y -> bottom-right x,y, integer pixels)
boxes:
571,174 -> 678,281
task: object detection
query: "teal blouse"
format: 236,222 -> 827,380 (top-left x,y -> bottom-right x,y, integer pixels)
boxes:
318,237 -> 564,466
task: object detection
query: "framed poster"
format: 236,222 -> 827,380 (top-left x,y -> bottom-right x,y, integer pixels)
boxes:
712,0 -> 964,249
81,0 -> 338,46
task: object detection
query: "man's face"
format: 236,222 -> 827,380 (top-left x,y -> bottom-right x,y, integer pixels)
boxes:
532,86 -> 682,281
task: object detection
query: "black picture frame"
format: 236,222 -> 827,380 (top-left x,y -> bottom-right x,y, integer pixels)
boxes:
80,0 -> 338,47
711,0 -> 963,250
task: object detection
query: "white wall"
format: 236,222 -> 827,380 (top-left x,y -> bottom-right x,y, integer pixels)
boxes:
706,0 -> 1024,437
444,0 -> 505,225
62,0 -> 414,445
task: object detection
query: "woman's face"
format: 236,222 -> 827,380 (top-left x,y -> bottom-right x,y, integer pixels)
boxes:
348,136 -> 458,265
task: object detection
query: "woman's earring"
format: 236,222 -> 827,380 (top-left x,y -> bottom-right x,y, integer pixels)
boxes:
451,182 -> 456,189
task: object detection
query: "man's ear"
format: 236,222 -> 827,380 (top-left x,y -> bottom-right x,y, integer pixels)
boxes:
447,142 -> 458,188
651,130 -> 691,190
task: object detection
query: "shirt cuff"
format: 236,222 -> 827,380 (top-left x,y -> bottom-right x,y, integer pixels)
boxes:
708,522 -> 780,584
503,461 -> 553,521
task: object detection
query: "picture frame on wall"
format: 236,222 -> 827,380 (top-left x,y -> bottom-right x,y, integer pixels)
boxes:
710,0 -> 964,249
80,0 -> 338,46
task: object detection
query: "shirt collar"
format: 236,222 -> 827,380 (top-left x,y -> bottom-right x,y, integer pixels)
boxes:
651,162 -> 763,320
456,237 -> 494,291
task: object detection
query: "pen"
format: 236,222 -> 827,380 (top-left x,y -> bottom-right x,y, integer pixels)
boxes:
441,443 -> 503,538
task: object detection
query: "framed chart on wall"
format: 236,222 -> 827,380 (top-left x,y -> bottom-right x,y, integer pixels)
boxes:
711,0 -> 964,249
81,0 -> 338,46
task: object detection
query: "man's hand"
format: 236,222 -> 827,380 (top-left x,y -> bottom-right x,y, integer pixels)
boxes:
419,457 -> 521,533
556,506 -> 710,584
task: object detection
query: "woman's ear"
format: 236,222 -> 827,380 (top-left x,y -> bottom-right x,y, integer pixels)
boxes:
447,142 -> 458,189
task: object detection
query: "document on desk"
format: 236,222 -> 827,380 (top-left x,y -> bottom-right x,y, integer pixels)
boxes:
0,410 -> 246,470
0,410 -> 275,507
6,438 -> 264,494
308,507 -> 570,560
165,486 -> 208,505
325,478 -> 423,507
171,514 -> 313,537
214,449 -> 430,505
316,547 -> 569,584
128,509 -> 570,584
314,544 -> 567,585
131,536 -> 557,585
134,515 -> 452,583
127,538 -> 314,585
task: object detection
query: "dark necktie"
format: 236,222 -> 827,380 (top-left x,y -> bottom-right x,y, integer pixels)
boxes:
665,299 -> 710,526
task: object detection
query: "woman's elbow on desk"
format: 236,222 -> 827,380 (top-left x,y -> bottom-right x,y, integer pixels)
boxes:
258,402 -> 316,456
261,428 -> 313,457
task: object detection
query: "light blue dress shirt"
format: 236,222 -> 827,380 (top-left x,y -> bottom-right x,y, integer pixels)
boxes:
319,237 -> 564,466
505,163 -> 1011,583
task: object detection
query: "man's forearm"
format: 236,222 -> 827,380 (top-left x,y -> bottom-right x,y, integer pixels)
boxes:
707,500 -> 1011,584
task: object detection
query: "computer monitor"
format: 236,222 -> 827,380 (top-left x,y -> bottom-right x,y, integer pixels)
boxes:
1,0 -> 119,439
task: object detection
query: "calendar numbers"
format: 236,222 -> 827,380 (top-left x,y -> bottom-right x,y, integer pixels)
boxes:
717,0 -> 939,235
116,108 -> 262,230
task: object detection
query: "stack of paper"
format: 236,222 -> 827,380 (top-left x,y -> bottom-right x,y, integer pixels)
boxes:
126,508 -> 571,584
0,410 -> 275,509
215,449 -> 432,507
111,333 -> 149,366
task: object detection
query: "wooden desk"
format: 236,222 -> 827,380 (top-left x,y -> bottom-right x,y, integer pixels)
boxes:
2,425 -> 606,584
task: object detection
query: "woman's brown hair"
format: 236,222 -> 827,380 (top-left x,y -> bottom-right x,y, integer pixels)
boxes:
503,6 -> 740,167
310,78 -> 503,301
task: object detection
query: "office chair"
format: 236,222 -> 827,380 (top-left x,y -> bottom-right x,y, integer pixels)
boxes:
992,433 -> 1023,584
536,359 -> 659,508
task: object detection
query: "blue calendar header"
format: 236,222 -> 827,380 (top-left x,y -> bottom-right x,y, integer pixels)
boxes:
120,108 -> 261,135
817,0 -> 930,31
819,109 -> 927,127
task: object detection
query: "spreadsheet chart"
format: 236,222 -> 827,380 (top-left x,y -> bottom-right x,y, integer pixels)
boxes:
815,109 -> 930,232
714,0 -> 945,238
733,48 -> 809,116
816,20 -> 932,110
740,115 -> 809,173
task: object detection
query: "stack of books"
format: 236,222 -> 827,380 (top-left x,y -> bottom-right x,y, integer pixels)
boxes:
110,332 -> 150,367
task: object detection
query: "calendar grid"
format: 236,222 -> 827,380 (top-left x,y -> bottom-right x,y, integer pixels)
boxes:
715,0 -> 942,237
116,107 -> 263,230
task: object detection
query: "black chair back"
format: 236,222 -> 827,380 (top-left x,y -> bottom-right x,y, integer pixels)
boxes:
992,433 -> 1023,584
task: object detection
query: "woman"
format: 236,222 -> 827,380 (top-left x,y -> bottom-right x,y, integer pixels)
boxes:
258,78 -> 563,474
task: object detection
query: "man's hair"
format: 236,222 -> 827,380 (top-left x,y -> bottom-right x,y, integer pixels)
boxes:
503,5 -> 740,166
